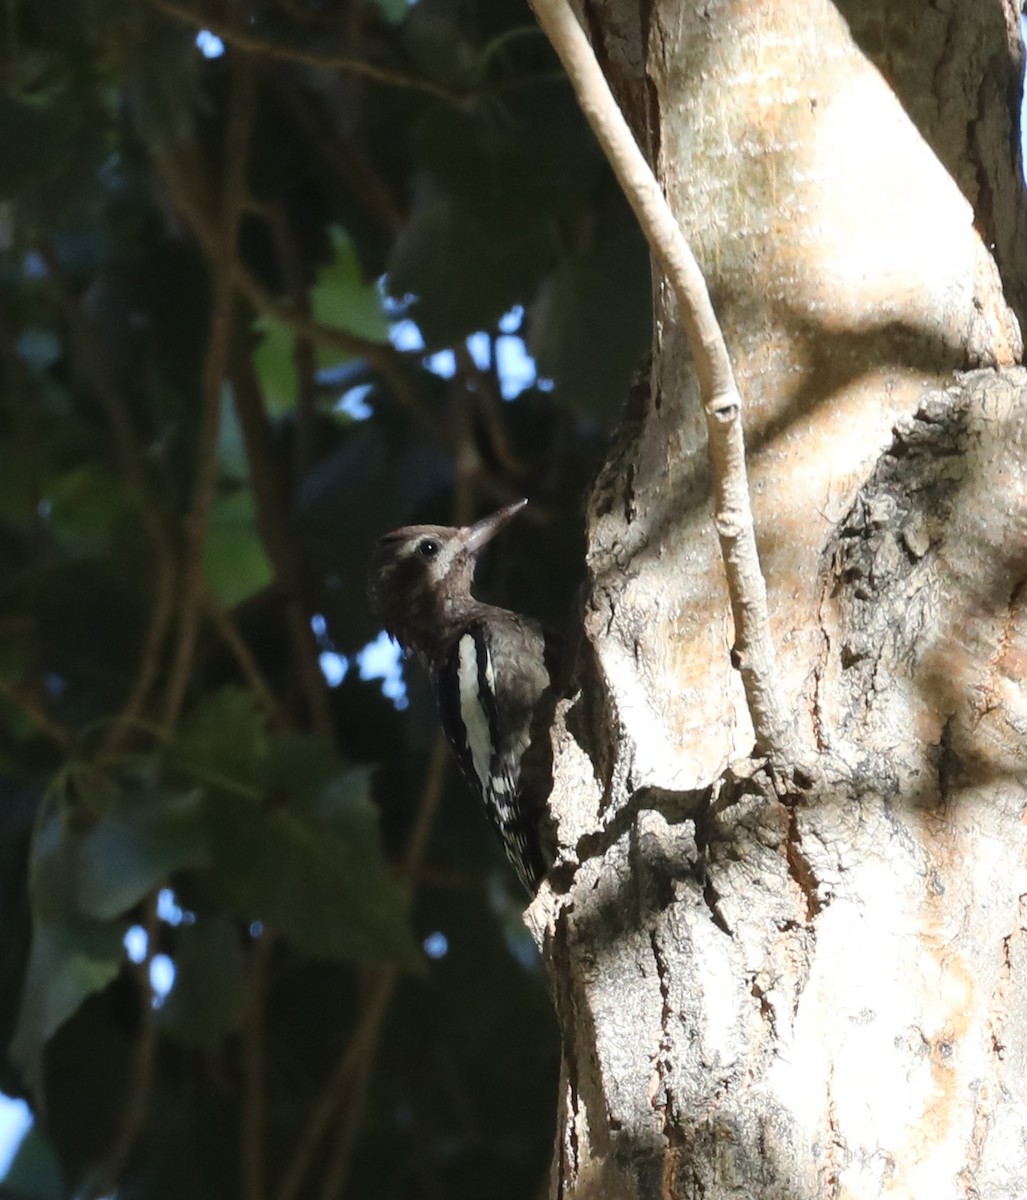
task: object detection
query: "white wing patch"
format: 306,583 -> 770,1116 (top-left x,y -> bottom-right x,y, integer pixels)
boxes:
457,632 -> 495,797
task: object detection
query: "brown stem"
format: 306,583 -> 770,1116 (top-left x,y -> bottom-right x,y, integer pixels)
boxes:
272,970 -> 397,1200
527,0 -> 800,764
316,737 -> 452,1200
402,736 -> 450,881
162,59 -> 256,728
270,78 -> 405,237
250,199 -> 318,480
95,893 -> 160,1196
144,0 -> 461,105
0,681 -> 70,748
159,152 -> 431,438
37,246 -> 178,747
272,737 -> 450,1200
316,1047 -> 375,1200
241,931 -> 273,1200
228,342 -> 334,739
204,592 -> 288,725
0,294 -> 44,524
453,342 -> 526,479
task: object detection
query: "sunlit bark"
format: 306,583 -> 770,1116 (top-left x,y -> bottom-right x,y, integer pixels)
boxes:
533,2 -> 1027,1196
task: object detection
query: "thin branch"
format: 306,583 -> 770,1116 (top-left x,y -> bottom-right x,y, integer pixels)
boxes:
144,0 -> 460,105
204,592 -> 288,724
241,931 -> 273,1200
95,893 -> 160,1197
273,970 -> 397,1200
527,0 -> 799,763
247,198 -> 319,478
162,59 -> 256,728
316,737 -> 451,1200
316,1042 -> 375,1200
228,341 -> 334,739
402,736 -> 451,880
453,342 -> 526,478
0,294 -> 44,526
272,737 -> 450,1200
37,248 -> 170,553
37,246 -> 179,747
270,78 -> 405,237
0,680 -> 70,748
158,152 -> 430,433
245,279 -> 430,433
447,364 -> 481,529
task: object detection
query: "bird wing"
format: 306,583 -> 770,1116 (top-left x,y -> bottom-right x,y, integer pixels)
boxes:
436,624 -> 547,892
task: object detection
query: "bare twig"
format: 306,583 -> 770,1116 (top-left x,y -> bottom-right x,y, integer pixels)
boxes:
228,343 -> 334,738
272,736 -> 450,1200
119,582 -> 178,745
204,592 -> 287,724
241,931 -> 273,1200
316,1045 -> 375,1200
314,739 -> 451,1200
0,680 -> 70,748
0,295 -> 44,525
527,0 -> 798,762
95,893 -> 160,1197
247,198 -> 318,478
273,970 -> 397,1200
162,59 -> 256,728
144,0 -> 460,105
269,78 -> 405,237
453,342 -> 526,478
38,246 -> 178,747
37,247 -> 171,558
158,153 -> 429,433
402,735 -> 451,881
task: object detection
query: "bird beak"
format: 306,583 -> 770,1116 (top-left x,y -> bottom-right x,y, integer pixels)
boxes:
462,499 -> 528,555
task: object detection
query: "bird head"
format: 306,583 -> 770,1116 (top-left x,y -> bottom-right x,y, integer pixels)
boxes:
367,499 -> 527,658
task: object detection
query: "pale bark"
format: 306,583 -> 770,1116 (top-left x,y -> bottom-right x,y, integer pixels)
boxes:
529,0 -> 797,762
529,2 -> 1027,1197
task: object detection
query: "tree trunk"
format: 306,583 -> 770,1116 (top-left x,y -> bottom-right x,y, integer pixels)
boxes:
530,2 -> 1027,1196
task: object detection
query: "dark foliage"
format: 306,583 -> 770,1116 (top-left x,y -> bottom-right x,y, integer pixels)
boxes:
0,1 -> 650,1196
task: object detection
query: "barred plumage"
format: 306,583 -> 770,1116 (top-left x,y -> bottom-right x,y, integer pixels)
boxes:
367,501 -> 556,893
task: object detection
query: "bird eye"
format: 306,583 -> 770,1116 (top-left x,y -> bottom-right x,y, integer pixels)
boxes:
417,539 -> 441,559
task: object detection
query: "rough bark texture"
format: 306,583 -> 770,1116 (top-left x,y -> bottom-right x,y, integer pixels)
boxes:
530,2 -> 1027,1197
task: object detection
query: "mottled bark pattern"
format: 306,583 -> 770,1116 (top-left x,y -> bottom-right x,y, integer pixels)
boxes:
532,2 -> 1027,1198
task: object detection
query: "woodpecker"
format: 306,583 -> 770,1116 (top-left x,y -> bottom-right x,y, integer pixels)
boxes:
367,500 -> 556,894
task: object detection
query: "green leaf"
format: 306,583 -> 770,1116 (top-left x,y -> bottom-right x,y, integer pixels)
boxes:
252,229 -> 387,406
0,1123 -> 64,1199
0,694 -> 39,742
9,917 -> 124,1097
252,316 -> 298,416
203,488 -> 274,609
9,779 -> 208,1092
45,463 -> 130,558
206,734 -> 418,967
372,0 -> 410,22
312,228 -> 389,362
217,389 -> 249,483
76,787 -> 209,921
263,730 -> 340,798
174,686 -> 266,793
154,916 -> 246,1048
30,806 -> 84,924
